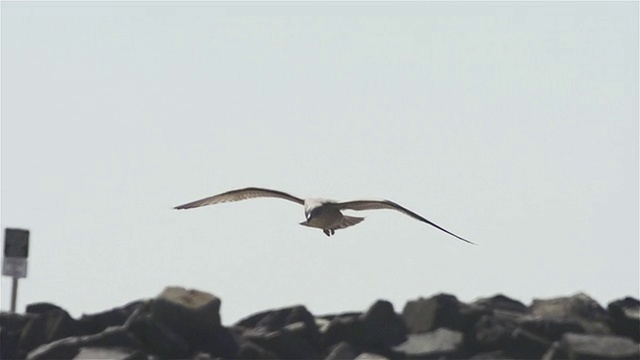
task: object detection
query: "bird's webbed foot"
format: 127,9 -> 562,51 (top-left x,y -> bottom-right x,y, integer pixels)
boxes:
323,229 -> 335,237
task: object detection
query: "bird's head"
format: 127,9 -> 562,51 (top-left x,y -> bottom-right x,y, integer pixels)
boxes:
305,207 -> 319,221
303,199 -> 325,221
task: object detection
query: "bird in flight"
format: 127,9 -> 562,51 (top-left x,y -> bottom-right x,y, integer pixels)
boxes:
174,187 -> 475,245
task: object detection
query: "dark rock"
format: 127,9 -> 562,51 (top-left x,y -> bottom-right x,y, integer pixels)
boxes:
518,314 -> 585,341
26,303 -> 66,315
27,324 -> 142,360
235,340 -> 279,359
324,300 -> 406,349
76,300 -> 143,336
530,293 -> 611,334
393,328 -> 464,358
127,287 -> 237,358
473,294 -> 529,314
242,327 -> 320,359
77,325 -> 141,349
18,309 -> 78,355
1,312 -> 36,360
1,327 -> 21,360
195,325 -> 238,359
325,341 -> 358,360
361,300 -> 407,347
559,333 -> 640,359
402,293 -> 465,334
471,314 -> 551,359
469,350 -> 517,359
25,336 -> 81,360
1,311 -> 36,333
323,317 -> 367,348
472,314 -> 515,351
236,305 -> 312,329
608,297 -> 640,342
128,309 -> 191,358
236,305 -> 321,348
318,313 -> 362,322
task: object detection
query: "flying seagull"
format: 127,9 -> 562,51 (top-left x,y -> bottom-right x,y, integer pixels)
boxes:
174,187 -> 475,244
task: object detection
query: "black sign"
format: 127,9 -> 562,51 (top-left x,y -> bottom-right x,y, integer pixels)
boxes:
4,228 -> 30,258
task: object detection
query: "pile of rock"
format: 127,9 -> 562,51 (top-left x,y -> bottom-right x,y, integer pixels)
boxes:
1,287 -> 638,359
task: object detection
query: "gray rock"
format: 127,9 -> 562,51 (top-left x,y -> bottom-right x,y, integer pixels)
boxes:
559,333 -> 640,359
354,353 -> 389,360
150,287 -> 222,336
72,346 -> 140,360
393,328 -> 464,358
530,293 -> 611,334
325,341 -> 358,360
402,293 -> 465,334
608,297 -> 640,342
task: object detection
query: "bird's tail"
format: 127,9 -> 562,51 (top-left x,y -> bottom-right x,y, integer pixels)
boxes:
334,216 -> 365,230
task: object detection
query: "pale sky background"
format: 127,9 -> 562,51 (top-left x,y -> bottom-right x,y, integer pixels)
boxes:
1,1 -> 638,325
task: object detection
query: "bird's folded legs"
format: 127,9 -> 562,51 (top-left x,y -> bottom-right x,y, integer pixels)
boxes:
323,229 -> 336,236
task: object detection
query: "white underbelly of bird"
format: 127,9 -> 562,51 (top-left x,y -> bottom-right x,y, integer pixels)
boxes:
173,187 -> 476,245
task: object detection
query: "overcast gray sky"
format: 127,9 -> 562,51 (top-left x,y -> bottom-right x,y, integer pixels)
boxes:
1,1 -> 638,324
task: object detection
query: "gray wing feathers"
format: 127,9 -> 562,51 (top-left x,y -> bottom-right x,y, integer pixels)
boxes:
333,200 -> 475,245
174,187 -> 304,209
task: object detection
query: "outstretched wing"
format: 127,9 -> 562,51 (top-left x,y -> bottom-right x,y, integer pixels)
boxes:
174,187 -> 305,209
331,200 -> 476,245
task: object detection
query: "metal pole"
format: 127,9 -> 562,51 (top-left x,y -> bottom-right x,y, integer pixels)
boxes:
10,277 -> 18,313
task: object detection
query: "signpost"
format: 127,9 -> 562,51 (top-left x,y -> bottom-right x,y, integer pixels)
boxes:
2,228 -> 30,313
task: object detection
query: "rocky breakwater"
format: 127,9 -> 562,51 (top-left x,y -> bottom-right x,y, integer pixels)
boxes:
0,287 -> 638,360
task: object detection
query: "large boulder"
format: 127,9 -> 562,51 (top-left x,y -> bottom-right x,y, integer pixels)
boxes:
393,327 -> 464,358
323,300 -> 406,350
470,313 -> 550,359
558,333 -> 640,359
402,293 -> 468,334
529,293 -> 611,334
128,287 -> 236,359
